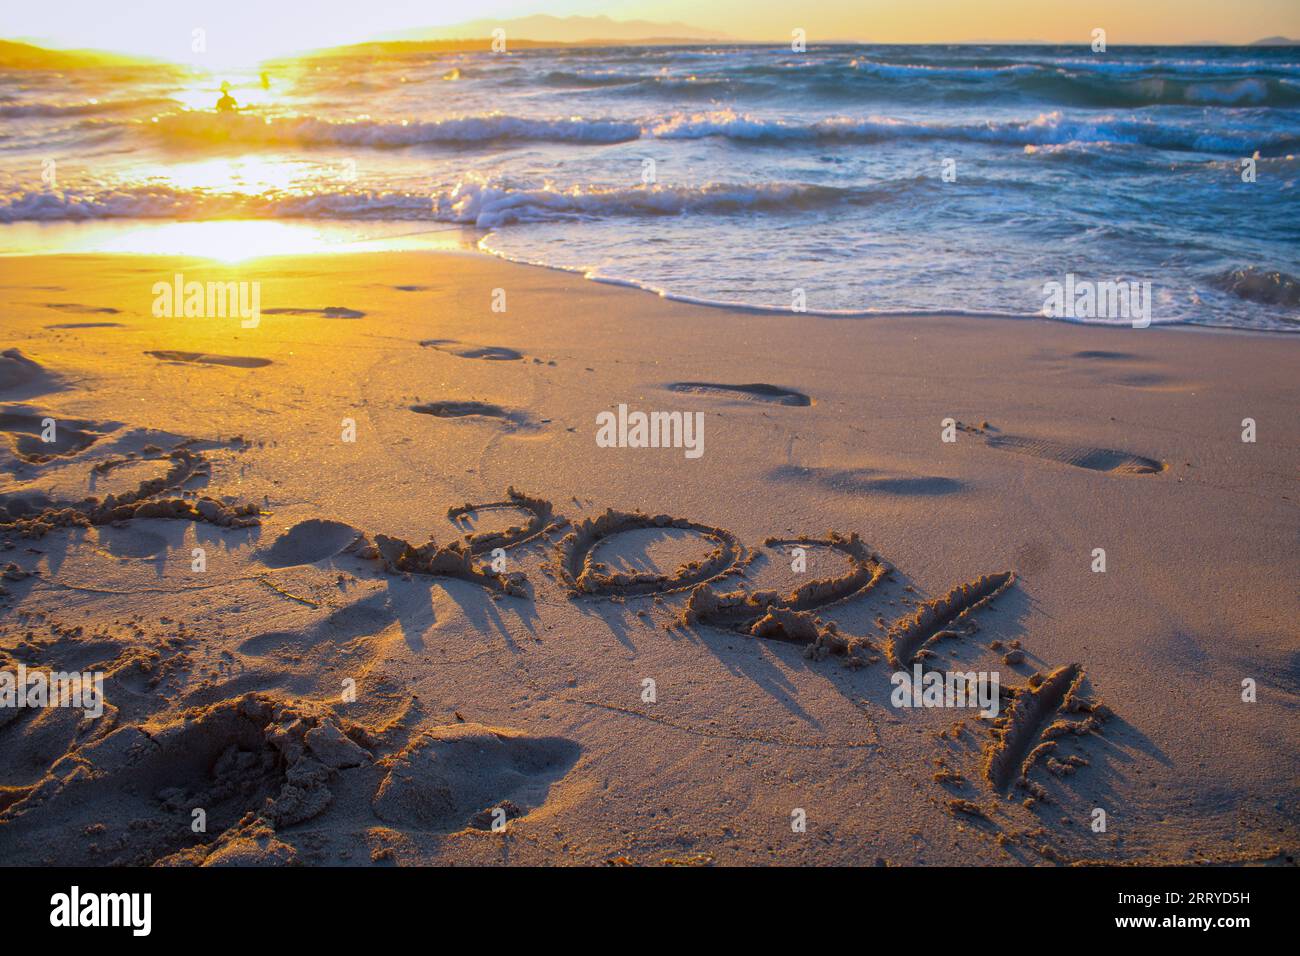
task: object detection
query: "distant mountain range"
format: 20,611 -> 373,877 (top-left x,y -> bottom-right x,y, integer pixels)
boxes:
382,19 -> 1299,46
0,39 -> 155,68
384,14 -> 730,44
2,28 -> 1297,71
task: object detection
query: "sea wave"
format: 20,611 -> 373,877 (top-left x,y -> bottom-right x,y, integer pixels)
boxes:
525,56 -> 1300,107
0,96 -> 176,118
138,110 -> 642,147
3,44 -> 1297,334
1009,56 -> 1300,76
847,60 -> 1042,79
1031,74 -> 1296,107
648,109 -> 1300,154
64,106 -> 1299,156
430,180 -> 895,227
0,179 -> 897,225
0,184 -> 437,222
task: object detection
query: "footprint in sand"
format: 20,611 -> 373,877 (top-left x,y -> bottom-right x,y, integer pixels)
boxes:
41,303 -> 120,315
145,351 -> 272,369
1052,350 -> 1194,393
959,422 -> 1164,475
664,382 -> 812,406
420,339 -> 523,361
262,306 -> 366,319
0,406 -> 106,462
1071,350 -> 1139,361
238,593 -> 395,656
985,434 -> 1164,475
410,401 -> 532,428
769,463 -> 964,496
94,524 -> 170,558
370,723 -> 580,833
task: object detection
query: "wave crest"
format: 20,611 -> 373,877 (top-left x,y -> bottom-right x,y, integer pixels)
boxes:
143,110 -> 641,147
0,184 -> 436,222
0,97 -> 176,118
63,106 -> 1297,157
648,109 -> 1299,154
431,180 -> 876,227
1209,267 -> 1300,309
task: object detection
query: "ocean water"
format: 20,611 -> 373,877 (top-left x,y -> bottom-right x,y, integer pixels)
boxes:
2,43 -> 1298,329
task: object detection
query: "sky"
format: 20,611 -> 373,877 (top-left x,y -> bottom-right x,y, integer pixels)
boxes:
4,0 -> 1298,64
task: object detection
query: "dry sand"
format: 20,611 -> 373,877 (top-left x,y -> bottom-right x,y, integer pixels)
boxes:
0,250 -> 1296,866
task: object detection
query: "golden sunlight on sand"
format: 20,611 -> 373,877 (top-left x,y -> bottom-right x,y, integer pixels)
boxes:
0,221 -> 473,260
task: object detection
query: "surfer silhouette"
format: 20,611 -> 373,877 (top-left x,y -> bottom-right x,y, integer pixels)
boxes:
215,81 -> 237,112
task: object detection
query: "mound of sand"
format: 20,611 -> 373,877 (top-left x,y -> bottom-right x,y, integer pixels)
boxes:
0,349 -> 58,397
259,518 -> 360,567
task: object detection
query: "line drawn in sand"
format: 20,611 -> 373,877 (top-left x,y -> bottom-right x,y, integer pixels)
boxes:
885,571 -> 1016,668
0,439 -> 259,537
981,663 -> 1109,799
337,488 -> 567,596
2,463 -> 1120,858
247,489 -> 565,600
552,509 -> 749,597
681,533 -> 887,661
447,486 -> 564,553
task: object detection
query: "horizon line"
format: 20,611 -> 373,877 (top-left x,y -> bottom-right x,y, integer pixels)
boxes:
6,34 -> 1299,60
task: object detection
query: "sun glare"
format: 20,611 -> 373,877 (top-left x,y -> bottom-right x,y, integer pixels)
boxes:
92,221 -> 344,261
160,158 -> 302,195
7,220 -> 474,261
171,71 -> 281,112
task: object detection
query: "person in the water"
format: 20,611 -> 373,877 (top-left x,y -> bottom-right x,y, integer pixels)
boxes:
216,81 -> 237,112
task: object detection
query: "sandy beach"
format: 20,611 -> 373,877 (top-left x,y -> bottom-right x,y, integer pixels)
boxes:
0,248 -> 1295,866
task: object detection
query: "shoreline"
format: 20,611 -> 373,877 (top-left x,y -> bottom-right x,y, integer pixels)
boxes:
2,232 -> 1296,338
480,242 -> 1300,334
